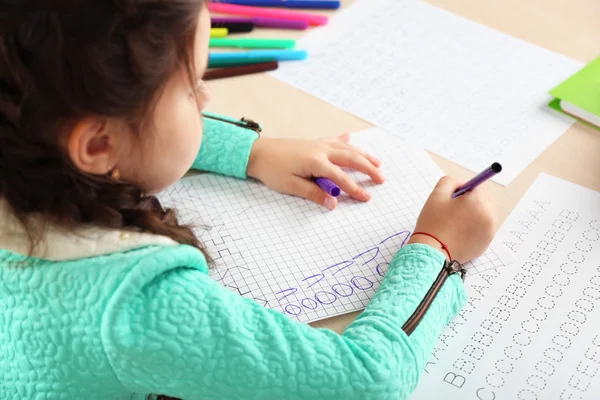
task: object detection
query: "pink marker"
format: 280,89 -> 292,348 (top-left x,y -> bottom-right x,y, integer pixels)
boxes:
208,2 -> 329,26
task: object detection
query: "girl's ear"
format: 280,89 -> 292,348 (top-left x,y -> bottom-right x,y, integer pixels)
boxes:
67,117 -> 120,176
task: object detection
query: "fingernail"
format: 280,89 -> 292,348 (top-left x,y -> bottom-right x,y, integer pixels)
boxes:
364,191 -> 372,200
324,197 -> 336,210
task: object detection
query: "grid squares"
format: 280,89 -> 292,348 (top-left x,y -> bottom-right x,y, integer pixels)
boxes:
158,128 -> 508,323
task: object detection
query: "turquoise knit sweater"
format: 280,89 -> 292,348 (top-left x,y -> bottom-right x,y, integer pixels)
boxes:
0,114 -> 467,400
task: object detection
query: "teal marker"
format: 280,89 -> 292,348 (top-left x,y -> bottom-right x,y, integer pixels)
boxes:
208,50 -> 307,65
209,38 -> 297,49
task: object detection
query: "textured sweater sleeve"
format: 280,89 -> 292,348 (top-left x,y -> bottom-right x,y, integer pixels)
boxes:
106,244 -> 467,400
191,113 -> 260,179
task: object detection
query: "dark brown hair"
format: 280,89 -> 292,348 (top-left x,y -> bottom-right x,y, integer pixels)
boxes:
0,1 -> 208,257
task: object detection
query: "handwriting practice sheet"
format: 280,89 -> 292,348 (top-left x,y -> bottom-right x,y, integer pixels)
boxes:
158,128 -> 512,323
411,174 -> 600,399
270,0 -> 582,185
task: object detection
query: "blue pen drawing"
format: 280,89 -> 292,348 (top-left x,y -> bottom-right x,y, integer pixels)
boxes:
276,230 -> 410,318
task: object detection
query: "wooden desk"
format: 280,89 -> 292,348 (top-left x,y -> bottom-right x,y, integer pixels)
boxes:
205,0 -> 600,333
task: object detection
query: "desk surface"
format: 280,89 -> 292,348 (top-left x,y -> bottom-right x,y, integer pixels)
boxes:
205,0 -> 600,333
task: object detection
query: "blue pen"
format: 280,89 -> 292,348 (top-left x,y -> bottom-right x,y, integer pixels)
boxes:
209,50 -> 308,63
214,0 -> 341,9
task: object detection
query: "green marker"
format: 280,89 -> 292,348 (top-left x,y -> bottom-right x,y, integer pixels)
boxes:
209,38 -> 297,50
208,57 -> 276,69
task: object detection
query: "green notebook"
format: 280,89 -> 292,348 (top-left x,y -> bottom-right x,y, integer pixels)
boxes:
549,56 -> 600,131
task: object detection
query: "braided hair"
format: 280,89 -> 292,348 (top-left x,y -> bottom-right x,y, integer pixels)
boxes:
0,0 -> 208,257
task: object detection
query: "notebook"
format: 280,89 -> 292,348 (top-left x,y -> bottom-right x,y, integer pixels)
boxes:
549,56 -> 600,131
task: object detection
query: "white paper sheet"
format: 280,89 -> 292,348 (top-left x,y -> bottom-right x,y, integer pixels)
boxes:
411,174 -> 600,399
270,0 -> 582,185
158,128 -> 512,323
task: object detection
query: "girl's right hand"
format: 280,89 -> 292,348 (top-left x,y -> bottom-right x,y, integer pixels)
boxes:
408,176 -> 498,264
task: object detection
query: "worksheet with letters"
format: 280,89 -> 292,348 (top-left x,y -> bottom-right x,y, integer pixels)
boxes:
411,174 -> 600,399
271,0 -> 582,185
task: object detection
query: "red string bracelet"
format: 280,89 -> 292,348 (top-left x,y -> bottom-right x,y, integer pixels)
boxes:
410,232 -> 452,260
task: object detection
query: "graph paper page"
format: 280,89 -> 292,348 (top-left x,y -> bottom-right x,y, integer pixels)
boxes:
270,0 -> 582,185
158,128 -> 512,323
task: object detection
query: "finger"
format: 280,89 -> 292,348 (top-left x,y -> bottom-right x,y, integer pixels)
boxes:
317,163 -> 371,202
320,133 -> 350,144
329,150 -> 385,184
433,176 -> 462,195
345,144 -> 381,167
337,133 -> 351,144
324,141 -> 382,169
284,177 -> 338,210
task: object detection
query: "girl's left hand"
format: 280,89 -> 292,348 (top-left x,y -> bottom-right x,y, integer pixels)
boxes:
246,134 -> 385,210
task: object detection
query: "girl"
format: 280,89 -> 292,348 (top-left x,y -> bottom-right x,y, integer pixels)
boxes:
0,1 -> 497,399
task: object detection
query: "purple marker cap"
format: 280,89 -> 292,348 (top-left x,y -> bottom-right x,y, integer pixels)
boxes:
315,178 -> 341,197
211,17 -> 254,24
452,162 -> 502,199
252,17 -> 308,30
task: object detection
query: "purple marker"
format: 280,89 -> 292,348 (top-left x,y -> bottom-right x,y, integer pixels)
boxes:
211,16 -> 308,30
211,17 -> 253,24
315,178 -> 341,197
253,17 -> 308,29
452,162 -> 502,199
213,0 -> 341,9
